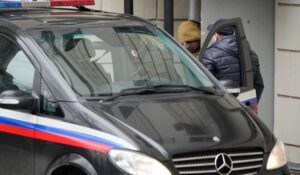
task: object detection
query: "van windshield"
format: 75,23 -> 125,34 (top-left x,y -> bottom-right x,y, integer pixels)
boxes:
29,26 -> 215,97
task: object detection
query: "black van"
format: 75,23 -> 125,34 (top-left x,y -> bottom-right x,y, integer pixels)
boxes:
0,5 -> 290,175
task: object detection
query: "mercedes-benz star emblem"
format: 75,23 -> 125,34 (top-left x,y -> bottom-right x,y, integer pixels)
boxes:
214,153 -> 233,175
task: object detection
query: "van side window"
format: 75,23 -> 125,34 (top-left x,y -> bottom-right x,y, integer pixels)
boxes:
40,80 -> 64,117
0,36 -> 35,94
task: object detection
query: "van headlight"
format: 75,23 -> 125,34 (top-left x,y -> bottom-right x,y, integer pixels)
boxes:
108,149 -> 171,175
266,140 -> 287,170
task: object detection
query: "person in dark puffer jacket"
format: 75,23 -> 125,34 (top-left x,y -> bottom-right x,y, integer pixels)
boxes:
200,20 -> 264,102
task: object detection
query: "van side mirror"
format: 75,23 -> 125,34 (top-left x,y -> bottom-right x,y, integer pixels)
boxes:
220,80 -> 240,97
0,90 -> 34,111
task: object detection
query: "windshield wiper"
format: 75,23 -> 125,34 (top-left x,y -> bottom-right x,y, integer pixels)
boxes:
102,87 -> 162,102
102,84 -> 218,102
151,84 -> 218,95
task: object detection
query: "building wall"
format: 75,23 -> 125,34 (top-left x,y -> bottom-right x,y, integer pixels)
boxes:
274,0 -> 300,165
201,0 -> 275,130
88,0 -> 190,39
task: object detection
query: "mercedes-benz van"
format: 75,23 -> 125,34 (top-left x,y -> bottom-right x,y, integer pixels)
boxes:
0,2 -> 290,175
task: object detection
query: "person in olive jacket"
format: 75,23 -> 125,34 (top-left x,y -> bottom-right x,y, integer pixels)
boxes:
200,19 -> 264,102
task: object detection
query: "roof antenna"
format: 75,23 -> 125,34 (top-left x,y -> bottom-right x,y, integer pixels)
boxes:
76,6 -> 91,11
76,6 -> 101,12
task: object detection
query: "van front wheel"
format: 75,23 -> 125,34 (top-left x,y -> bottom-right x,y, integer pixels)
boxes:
51,165 -> 87,175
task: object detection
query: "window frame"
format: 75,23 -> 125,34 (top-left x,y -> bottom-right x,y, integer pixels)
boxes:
0,28 -> 41,114
0,30 -> 64,117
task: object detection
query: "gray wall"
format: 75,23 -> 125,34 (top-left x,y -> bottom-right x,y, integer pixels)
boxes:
201,0 -> 275,130
274,0 -> 300,165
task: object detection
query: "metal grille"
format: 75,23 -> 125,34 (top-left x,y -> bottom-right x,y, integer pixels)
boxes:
172,149 -> 264,175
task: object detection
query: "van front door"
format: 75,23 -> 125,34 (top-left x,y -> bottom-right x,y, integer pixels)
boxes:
199,18 -> 257,110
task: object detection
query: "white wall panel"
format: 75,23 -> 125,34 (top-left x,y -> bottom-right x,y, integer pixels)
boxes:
276,5 -> 300,50
275,51 -> 291,96
290,53 -> 300,97
274,51 -> 300,98
275,97 -> 300,145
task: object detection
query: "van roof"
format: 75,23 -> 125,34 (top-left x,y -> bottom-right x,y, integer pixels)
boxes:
0,7 -> 150,31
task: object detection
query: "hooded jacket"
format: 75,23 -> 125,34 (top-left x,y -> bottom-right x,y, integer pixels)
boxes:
200,36 -> 264,102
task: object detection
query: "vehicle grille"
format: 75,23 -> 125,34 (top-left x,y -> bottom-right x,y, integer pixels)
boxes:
172,149 -> 264,175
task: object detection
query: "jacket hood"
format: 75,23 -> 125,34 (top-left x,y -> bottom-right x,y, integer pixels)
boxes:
83,92 -> 272,160
211,35 -> 238,57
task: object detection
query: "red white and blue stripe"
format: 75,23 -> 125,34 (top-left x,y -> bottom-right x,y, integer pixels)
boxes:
0,108 -> 137,153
